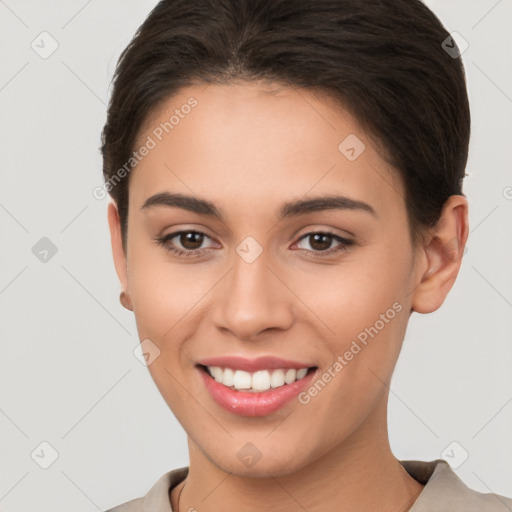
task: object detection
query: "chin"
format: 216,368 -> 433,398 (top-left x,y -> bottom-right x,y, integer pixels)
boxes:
203,441 -> 318,479
218,458 -> 304,479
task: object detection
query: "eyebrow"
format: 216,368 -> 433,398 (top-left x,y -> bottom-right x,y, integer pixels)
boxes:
141,191 -> 377,220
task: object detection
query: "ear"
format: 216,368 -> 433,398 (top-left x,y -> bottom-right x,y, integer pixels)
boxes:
411,195 -> 469,314
107,200 -> 130,304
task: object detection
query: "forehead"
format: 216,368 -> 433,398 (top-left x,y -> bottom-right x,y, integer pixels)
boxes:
129,81 -> 404,219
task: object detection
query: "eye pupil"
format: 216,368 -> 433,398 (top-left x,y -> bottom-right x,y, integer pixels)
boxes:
181,232 -> 204,250
310,233 -> 331,251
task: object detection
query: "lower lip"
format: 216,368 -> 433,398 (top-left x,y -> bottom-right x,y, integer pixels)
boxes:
198,366 -> 317,417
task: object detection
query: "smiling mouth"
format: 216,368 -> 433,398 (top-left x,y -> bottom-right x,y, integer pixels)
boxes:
198,364 -> 317,393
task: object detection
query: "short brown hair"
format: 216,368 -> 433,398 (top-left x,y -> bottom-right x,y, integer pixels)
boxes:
100,0 -> 470,252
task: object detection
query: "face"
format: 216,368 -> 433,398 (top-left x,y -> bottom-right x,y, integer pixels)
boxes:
109,81 -> 430,477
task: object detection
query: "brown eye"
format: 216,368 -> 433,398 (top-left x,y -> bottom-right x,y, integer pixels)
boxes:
155,230 -> 217,257
293,231 -> 354,257
178,231 -> 205,250
308,233 -> 333,251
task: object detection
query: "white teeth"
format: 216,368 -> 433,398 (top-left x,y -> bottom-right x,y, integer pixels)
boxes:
270,369 -> 285,388
233,370 -> 252,389
284,369 -> 297,384
211,366 -> 223,383
223,367 -> 234,387
206,366 -> 310,392
297,368 -> 308,379
252,370 -> 271,391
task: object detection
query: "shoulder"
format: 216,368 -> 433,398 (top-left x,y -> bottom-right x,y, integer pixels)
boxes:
401,459 -> 512,511
105,497 -> 144,512
104,467 -> 189,512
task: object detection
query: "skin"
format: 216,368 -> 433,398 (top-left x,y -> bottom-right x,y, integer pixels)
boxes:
108,81 -> 469,512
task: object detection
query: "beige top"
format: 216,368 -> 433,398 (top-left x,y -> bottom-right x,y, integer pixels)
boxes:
105,459 -> 512,511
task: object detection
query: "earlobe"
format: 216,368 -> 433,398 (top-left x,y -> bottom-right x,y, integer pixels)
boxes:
107,200 -> 130,305
411,195 -> 469,314
119,290 -> 133,311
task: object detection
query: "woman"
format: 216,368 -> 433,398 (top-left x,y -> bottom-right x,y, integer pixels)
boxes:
101,0 -> 511,510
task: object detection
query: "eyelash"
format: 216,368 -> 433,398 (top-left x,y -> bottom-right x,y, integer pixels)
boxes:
155,230 -> 354,259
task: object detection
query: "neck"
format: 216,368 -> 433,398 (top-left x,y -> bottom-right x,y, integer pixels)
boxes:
173,399 -> 424,512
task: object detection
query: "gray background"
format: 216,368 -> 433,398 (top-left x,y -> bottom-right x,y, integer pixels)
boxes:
1,0 -> 511,510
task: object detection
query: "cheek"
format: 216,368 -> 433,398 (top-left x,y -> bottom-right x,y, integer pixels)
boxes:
128,257 -> 202,410
294,244 -> 410,338
289,241 -> 412,406
127,241 -> 212,337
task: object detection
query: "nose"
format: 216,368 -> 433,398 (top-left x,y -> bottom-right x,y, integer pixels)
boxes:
211,249 -> 294,341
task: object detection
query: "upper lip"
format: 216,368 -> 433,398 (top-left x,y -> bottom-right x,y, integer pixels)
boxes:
196,355 -> 316,373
